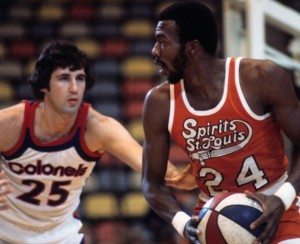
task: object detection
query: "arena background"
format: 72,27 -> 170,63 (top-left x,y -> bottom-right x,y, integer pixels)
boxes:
0,0 -> 299,243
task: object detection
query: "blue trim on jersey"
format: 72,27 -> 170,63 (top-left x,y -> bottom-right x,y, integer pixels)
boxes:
73,129 -> 101,162
3,128 -> 100,162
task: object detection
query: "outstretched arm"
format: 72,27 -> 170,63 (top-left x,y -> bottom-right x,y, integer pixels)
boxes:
86,108 -> 195,189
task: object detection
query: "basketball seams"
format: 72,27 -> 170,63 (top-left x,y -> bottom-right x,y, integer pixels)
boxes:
207,193 -> 263,212
198,192 -> 265,243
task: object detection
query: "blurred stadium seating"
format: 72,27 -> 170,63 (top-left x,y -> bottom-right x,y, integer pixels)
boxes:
0,0 -> 197,242
1,0 -> 298,243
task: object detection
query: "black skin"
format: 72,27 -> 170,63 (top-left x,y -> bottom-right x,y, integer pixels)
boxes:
184,216 -> 201,244
142,20 -> 300,243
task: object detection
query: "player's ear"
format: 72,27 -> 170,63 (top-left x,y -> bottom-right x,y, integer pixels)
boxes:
40,88 -> 47,94
186,40 -> 200,57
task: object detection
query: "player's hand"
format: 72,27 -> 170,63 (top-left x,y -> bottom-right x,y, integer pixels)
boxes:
0,171 -> 12,210
165,164 -> 198,190
183,215 -> 201,244
245,190 -> 285,244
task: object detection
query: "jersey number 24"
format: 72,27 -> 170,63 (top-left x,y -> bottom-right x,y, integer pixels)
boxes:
199,156 -> 268,196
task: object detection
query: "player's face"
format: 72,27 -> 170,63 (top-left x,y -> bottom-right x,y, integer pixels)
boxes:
43,67 -> 86,114
152,20 -> 186,84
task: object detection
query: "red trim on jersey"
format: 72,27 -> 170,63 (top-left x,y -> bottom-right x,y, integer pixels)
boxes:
78,104 -> 103,158
2,100 -> 29,156
29,101 -> 80,147
227,58 -> 255,119
2,100 -> 102,158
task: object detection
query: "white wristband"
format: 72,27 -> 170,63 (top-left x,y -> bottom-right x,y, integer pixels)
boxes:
274,182 -> 296,210
172,211 -> 191,237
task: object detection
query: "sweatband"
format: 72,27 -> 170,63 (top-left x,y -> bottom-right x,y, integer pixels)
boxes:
274,182 -> 296,210
172,211 -> 191,237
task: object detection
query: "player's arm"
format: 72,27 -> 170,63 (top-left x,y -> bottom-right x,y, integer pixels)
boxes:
87,109 -> 143,172
0,104 -> 22,209
0,104 -> 24,152
86,108 -> 195,189
263,64 -> 300,191
141,86 -> 199,242
245,60 -> 300,243
258,61 -> 300,193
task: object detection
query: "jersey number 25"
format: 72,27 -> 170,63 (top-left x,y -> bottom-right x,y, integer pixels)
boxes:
17,180 -> 71,206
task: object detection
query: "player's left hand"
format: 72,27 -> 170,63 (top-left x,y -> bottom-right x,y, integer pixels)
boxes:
183,215 -> 201,244
245,190 -> 285,244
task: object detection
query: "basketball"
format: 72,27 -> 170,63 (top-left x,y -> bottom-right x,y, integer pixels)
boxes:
197,192 -> 266,244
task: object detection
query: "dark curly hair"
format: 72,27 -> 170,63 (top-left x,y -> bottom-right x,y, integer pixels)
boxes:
28,40 -> 95,99
158,1 -> 218,56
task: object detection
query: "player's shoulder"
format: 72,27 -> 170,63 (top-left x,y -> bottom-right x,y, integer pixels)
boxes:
86,107 -> 120,132
0,102 -> 25,125
143,81 -> 170,124
0,103 -> 25,151
85,107 -> 127,152
144,81 -> 170,105
87,107 -> 114,122
84,108 -> 110,151
240,58 -> 286,82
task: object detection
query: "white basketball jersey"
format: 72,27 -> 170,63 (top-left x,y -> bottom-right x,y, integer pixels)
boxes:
0,100 -> 102,243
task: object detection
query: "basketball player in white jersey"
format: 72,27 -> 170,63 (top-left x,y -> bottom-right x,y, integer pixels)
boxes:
141,1 -> 300,244
0,41 -> 195,243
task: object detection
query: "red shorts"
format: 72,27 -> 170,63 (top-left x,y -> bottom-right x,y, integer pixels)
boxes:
272,196 -> 300,243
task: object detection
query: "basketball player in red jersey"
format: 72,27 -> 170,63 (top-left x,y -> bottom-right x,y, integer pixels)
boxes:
0,41 -> 193,243
142,1 -> 300,244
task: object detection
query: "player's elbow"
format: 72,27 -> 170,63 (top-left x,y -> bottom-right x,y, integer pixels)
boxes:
141,177 -> 160,204
141,178 -> 152,200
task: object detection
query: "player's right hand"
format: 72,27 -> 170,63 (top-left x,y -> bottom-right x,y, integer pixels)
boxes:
0,171 -> 12,210
183,215 -> 201,244
245,190 -> 285,244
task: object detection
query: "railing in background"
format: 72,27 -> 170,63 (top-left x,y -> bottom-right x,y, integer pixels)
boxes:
223,0 -> 300,84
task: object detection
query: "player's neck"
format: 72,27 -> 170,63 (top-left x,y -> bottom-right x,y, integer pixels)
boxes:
184,58 -> 225,93
34,102 -> 77,143
182,58 -> 226,110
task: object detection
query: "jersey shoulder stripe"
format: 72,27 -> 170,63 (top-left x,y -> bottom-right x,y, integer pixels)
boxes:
2,100 -> 101,161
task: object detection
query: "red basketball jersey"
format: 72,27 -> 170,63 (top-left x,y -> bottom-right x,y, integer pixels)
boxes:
169,57 -> 288,199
